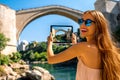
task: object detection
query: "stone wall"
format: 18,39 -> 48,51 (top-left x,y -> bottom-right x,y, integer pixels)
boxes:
0,4 -> 17,55
94,0 -> 120,31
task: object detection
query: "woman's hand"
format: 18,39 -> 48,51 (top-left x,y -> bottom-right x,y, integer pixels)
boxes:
72,33 -> 77,45
47,33 -> 53,45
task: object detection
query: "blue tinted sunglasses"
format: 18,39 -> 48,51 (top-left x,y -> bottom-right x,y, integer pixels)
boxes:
78,19 -> 95,27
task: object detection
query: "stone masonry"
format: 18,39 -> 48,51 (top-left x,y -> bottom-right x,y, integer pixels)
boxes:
0,4 -> 17,55
95,0 -> 120,31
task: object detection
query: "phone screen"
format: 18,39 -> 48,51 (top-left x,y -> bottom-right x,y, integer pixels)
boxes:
50,25 -> 73,43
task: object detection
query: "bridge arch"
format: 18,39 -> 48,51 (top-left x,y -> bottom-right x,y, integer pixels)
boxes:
16,5 -> 83,40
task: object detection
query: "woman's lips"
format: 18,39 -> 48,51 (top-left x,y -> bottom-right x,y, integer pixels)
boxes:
81,28 -> 87,33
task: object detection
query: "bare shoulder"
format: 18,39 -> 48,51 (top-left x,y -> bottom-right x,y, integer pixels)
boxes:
71,42 -> 90,51
69,42 -> 89,56
73,42 -> 99,55
76,42 -> 98,49
75,42 -> 101,68
73,42 -> 88,48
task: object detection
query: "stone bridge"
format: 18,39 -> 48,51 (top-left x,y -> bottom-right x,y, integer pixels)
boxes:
16,5 -> 83,39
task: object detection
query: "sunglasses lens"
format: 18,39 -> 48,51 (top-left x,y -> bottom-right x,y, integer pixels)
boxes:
78,19 -> 83,25
85,20 -> 92,26
78,19 -> 94,27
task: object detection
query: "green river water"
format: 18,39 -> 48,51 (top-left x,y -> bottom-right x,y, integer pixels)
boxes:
32,63 -> 76,80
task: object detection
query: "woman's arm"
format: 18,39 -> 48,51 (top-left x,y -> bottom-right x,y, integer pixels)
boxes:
47,33 -> 81,64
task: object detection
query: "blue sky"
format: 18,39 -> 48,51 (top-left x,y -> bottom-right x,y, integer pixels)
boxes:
0,0 -> 96,43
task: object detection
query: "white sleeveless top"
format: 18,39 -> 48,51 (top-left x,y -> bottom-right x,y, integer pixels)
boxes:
76,58 -> 102,80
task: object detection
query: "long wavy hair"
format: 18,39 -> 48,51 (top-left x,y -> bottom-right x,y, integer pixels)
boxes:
84,10 -> 120,80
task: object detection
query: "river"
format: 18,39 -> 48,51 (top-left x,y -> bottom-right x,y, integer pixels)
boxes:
32,63 -> 76,80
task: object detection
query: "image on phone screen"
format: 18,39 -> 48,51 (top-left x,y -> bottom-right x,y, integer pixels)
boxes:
50,25 -> 73,43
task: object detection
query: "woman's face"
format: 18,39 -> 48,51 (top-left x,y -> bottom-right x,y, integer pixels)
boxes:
79,13 -> 96,38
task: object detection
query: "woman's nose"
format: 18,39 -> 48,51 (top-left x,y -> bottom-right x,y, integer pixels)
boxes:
80,23 -> 86,28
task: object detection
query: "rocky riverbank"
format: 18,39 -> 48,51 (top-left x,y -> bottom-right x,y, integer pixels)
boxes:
0,60 -> 55,80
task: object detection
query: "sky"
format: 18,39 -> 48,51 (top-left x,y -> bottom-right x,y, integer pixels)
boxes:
0,0 -> 96,43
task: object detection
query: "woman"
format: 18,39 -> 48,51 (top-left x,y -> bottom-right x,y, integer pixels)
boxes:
47,10 -> 120,80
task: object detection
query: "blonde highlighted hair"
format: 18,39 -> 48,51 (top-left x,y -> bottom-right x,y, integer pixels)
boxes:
84,10 -> 120,80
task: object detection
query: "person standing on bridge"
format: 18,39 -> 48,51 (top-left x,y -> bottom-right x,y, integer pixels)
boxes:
47,10 -> 120,80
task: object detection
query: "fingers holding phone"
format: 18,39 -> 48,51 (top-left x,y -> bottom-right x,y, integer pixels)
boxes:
47,33 -> 53,45
72,33 -> 77,44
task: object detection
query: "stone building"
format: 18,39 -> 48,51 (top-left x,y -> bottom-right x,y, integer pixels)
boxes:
0,4 -> 17,55
95,0 -> 120,31
17,40 -> 29,51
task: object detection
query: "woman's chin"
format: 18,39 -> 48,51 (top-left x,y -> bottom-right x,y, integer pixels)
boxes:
80,34 -> 86,38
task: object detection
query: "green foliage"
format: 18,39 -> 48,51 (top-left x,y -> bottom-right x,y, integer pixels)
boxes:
30,52 -> 47,61
0,52 -> 23,65
25,42 -> 47,53
38,42 -> 47,52
29,52 -> 35,61
39,52 -> 47,60
55,34 -> 70,42
20,42 -> 48,62
33,52 -> 40,61
20,41 -> 70,62
0,54 -> 10,65
55,35 -> 61,40
21,50 -> 47,62
22,50 -> 34,61
28,41 -> 38,49
10,52 -> 21,63
0,33 -> 9,52
54,44 -> 68,54
52,44 -> 57,52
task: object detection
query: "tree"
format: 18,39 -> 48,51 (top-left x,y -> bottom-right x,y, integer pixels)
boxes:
39,42 -> 47,52
0,33 -> 9,53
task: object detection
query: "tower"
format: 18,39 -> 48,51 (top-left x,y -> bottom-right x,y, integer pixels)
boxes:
95,0 -> 120,31
0,4 -> 17,55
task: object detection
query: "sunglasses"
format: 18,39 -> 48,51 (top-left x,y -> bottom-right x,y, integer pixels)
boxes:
78,19 -> 95,27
